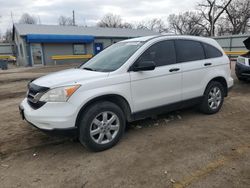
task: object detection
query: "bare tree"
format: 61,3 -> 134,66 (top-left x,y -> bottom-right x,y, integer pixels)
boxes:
224,0 -> 250,34
19,13 -> 37,24
216,17 -> 232,35
97,14 -> 122,28
248,20 -> 250,33
121,22 -> 133,29
97,14 -> 132,28
58,16 -> 74,26
168,11 -> 205,35
197,0 -> 232,36
136,18 -> 168,33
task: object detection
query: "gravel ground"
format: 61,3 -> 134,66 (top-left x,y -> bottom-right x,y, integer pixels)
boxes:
0,63 -> 250,188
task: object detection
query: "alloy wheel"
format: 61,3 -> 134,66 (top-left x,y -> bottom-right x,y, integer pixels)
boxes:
208,86 -> 222,110
90,111 -> 120,145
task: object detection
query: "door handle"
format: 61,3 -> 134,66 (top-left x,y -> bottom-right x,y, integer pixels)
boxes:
204,63 -> 212,66
169,68 -> 180,72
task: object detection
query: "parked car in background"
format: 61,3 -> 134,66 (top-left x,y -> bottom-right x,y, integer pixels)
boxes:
19,35 -> 234,151
235,37 -> 250,81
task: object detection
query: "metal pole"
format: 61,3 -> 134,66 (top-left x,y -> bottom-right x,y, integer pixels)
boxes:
211,0 -> 216,36
11,12 -> 14,24
73,10 -> 75,26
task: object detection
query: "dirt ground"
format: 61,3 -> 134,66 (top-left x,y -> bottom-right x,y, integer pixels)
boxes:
0,63 -> 250,188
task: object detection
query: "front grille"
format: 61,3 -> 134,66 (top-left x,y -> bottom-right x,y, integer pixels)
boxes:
27,82 -> 50,109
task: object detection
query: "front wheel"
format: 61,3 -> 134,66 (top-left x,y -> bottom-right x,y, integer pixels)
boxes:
78,101 -> 125,152
199,81 -> 225,114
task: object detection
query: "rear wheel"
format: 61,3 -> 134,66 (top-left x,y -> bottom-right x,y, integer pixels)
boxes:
199,81 -> 225,114
78,101 -> 125,152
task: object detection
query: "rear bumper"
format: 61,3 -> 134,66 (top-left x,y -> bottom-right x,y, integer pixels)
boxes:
235,62 -> 250,78
228,85 -> 233,92
225,76 -> 234,96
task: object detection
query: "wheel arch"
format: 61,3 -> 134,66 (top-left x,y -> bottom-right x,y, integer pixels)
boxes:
75,94 -> 133,128
205,76 -> 228,97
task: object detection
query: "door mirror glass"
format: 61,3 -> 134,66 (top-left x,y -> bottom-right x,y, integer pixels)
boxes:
132,61 -> 156,72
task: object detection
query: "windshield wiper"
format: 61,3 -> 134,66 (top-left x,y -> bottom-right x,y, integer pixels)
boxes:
83,67 -> 96,71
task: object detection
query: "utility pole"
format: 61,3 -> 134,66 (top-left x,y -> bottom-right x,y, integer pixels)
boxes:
11,11 -> 14,24
72,10 -> 75,26
211,0 -> 216,36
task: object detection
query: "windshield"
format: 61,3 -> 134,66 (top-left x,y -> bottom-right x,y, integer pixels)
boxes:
81,42 -> 144,72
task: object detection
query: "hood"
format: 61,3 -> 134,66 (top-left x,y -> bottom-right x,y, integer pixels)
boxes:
243,37 -> 250,50
32,68 -> 109,87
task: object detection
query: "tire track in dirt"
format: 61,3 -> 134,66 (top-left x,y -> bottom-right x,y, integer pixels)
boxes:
0,91 -> 27,101
0,77 -> 38,84
0,139 -> 67,160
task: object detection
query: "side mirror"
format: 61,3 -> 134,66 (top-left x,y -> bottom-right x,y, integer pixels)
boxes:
131,61 -> 156,72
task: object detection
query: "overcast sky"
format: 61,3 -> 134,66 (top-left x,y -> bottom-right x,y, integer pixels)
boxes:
0,0 -> 199,35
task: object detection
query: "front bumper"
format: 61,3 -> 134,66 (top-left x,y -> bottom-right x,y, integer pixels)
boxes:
19,98 -> 78,137
235,62 -> 250,79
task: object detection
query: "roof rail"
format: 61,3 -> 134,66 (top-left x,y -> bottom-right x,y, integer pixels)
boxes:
144,33 -> 181,42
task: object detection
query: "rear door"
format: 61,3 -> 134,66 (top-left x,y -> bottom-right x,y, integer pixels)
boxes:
130,40 -> 182,113
175,39 -> 207,100
178,40 -> 225,100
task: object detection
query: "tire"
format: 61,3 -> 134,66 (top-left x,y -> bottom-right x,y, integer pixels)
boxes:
78,101 -> 125,152
199,81 -> 225,114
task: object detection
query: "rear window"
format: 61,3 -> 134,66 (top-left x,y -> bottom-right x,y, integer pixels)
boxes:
202,43 -> 223,58
175,40 -> 205,63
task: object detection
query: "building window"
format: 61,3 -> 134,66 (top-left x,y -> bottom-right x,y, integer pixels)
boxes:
73,44 -> 86,55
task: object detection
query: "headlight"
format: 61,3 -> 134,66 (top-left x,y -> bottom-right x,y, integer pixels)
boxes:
39,85 -> 80,102
237,57 -> 246,65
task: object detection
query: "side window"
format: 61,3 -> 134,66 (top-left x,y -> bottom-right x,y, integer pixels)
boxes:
137,40 -> 176,67
202,43 -> 223,59
175,40 -> 205,63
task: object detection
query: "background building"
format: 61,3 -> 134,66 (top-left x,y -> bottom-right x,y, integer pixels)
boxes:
13,24 -> 157,66
0,43 -> 14,56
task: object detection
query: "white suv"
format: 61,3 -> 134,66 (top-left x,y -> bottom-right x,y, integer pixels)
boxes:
19,35 -> 234,151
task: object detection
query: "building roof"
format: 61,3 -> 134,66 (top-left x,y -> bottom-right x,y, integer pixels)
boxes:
14,24 -> 158,38
25,34 -> 94,43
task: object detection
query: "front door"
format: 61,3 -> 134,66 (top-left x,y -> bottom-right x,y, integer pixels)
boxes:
31,43 -> 43,65
94,43 -> 103,54
130,40 -> 182,113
